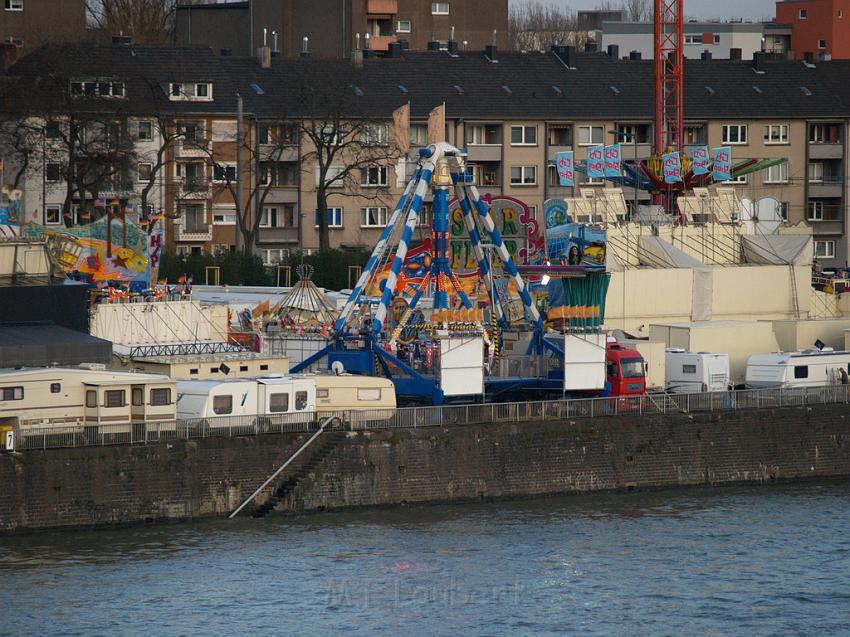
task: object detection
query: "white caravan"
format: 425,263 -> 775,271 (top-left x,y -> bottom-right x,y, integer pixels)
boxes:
665,349 -> 730,393
745,349 -> 850,388
176,379 -> 259,420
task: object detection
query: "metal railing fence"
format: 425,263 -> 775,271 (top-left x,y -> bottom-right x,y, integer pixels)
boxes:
10,385 -> 850,451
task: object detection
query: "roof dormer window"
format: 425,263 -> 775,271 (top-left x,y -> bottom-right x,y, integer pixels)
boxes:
168,82 -> 213,102
70,79 -> 125,99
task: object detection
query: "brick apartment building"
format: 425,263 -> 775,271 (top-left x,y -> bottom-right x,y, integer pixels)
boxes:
4,39 -> 850,266
776,0 -> 850,60
0,0 -> 85,62
174,0 -> 508,58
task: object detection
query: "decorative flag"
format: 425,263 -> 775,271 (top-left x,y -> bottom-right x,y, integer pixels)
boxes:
712,146 -> 732,182
603,143 -> 622,178
427,103 -> 445,144
692,146 -> 710,175
94,198 -> 106,208
392,103 -> 410,155
555,151 -> 574,187
586,145 -> 605,179
662,151 -> 682,183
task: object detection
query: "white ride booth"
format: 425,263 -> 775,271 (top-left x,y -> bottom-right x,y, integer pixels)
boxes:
438,334 -> 485,397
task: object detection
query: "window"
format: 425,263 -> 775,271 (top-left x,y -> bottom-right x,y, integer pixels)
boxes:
260,206 -> 281,228
396,19 -> 411,33
357,388 -> 381,401
764,124 -> 789,144
239,366 -> 248,372
794,365 -> 809,379
44,121 -> 62,139
5,0 -> 24,10
1,386 -> 23,400
682,364 -> 697,374
815,240 -> 835,259
361,165 -> 388,187
150,388 -> 171,406
212,207 -> 236,225
722,125 -> 748,145
132,387 -> 143,406
169,82 -> 213,101
320,125 -> 344,146
431,2 -> 449,15
138,162 -> 153,183
809,124 -> 840,144
729,171 -> 747,184
510,166 -> 537,185
615,124 -> 649,144
212,395 -> 232,415
269,393 -> 289,412
684,125 -> 707,145
808,200 -> 824,220
295,391 -> 308,410
548,125 -> 572,146
362,124 -> 388,146
137,121 -> 153,141
70,78 -> 124,98
50,383 -> 61,394
46,163 -> 62,182
315,207 -> 343,228
799,9 -> 807,19
360,206 -> 388,227
808,162 -> 824,183
818,39 -> 827,49
45,205 -> 61,225
316,388 -> 329,398
409,124 -> 427,146
180,204 -> 207,233
260,364 -> 269,371
467,124 -> 501,145
212,164 -> 236,183
764,163 -> 789,184
510,125 -> 537,146
104,390 -> 125,408
86,390 -> 97,407
211,120 -> 236,142
179,122 -> 205,144
189,368 -> 198,375
779,202 -> 789,220
578,125 -> 603,146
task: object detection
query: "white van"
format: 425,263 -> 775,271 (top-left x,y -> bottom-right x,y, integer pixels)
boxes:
746,349 -> 850,388
665,349 -> 730,393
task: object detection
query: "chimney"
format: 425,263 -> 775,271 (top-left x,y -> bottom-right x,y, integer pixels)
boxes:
363,33 -> 375,58
351,49 -> 364,68
257,46 -> 271,68
447,40 -> 458,54
220,48 -> 232,56
387,41 -> 402,58
730,47 -> 742,60
398,39 -> 410,51
300,36 -> 309,57
804,51 -> 814,63
427,40 -> 441,51
585,40 -> 597,52
607,44 -> 619,58
629,50 -> 641,60
700,49 -> 712,61
485,30 -> 498,60
753,50 -> 766,71
112,34 -> 133,46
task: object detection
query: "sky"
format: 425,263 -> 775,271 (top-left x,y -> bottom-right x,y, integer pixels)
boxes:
514,0 -> 778,21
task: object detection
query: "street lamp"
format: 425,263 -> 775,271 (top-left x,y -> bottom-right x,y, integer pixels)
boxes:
609,127 -> 639,221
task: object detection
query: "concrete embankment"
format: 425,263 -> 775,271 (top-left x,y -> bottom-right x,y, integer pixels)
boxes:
2,404 -> 850,532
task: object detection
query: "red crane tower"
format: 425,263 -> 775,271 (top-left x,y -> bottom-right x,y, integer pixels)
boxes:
654,0 -> 684,154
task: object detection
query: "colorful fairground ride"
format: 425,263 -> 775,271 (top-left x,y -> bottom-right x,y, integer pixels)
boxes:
291,142 -> 615,405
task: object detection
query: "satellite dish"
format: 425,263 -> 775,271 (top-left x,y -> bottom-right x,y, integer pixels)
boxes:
331,361 -> 345,376
8,189 -> 22,201
743,197 -> 783,235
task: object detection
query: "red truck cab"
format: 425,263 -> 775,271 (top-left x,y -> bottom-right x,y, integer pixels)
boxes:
606,342 -> 646,396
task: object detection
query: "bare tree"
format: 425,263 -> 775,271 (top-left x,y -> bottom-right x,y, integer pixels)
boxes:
508,2 -> 585,51
621,0 -> 652,21
86,0 -> 178,44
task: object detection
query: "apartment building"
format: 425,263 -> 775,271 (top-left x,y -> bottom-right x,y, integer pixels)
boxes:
3,40 -> 850,266
175,0 -> 508,58
0,0 -> 85,59
776,0 -> 850,60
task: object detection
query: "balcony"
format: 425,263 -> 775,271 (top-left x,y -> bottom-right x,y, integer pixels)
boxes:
467,145 -> 502,162
176,179 -> 211,199
369,35 -> 398,52
176,137 -> 211,158
259,145 -> 299,162
257,227 -> 299,244
175,219 -> 212,242
367,0 -> 397,14
809,143 -> 844,160
808,179 -> 843,199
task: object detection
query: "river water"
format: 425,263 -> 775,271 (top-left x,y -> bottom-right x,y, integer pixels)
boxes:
2,481 -> 850,636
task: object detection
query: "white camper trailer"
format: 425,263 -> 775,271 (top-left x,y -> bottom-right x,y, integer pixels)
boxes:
176,380 -> 259,421
745,349 -> 850,388
256,376 -> 316,415
665,349 -> 731,393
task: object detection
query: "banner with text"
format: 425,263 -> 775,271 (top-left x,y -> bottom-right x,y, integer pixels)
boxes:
712,146 -> 732,182
691,146 -> 710,176
555,151 -> 574,187
662,151 -> 682,183
587,146 -> 605,179
603,144 -> 622,178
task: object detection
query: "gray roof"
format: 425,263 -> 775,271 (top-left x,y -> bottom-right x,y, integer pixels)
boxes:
6,43 -> 850,121
0,323 -> 112,368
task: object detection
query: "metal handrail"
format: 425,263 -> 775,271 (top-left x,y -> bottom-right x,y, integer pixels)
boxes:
228,415 -> 336,519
